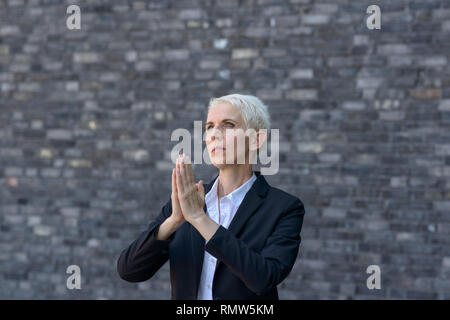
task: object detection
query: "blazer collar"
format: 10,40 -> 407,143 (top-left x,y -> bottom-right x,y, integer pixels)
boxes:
204,171 -> 257,208
202,170 -> 269,236
204,170 -> 269,199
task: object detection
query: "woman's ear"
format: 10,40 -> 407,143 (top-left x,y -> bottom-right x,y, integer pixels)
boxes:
249,129 -> 267,152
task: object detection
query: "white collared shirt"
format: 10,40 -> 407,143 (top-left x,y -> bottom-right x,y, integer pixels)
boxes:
196,172 -> 257,300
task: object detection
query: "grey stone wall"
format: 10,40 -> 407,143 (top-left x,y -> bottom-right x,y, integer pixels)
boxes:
1,0 -> 450,299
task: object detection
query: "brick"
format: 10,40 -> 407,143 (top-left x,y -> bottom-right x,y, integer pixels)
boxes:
47,129 -> 72,140
255,89 -> 282,100
318,153 -> 341,162
178,9 -> 204,20
438,100 -> 450,111
342,101 -> 367,110
165,49 -> 190,60
215,18 -> 233,28
302,14 -> 330,25
287,89 -> 318,100
434,201 -> 450,211
417,56 -> 447,67
0,25 -> 21,36
68,159 -> 92,168
213,39 -> 228,50
443,21 -> 450,31
379,111 -> 405,121
443,257 -> 450,268
289,69 -> 314,79
410,88 -> 441,99
73,52 -> 100,63
388,56 -> 413,66
41,168 -> 60,178
124,150 -> 149,161
297,142 -> 323,153
377,44 -> 411,55
33,225 -> 52,237
356,78 -> 384,88
199,60 -> 221,69
232,49 -> 258,60
353,35 -> 369,46
243,27 -> 269,38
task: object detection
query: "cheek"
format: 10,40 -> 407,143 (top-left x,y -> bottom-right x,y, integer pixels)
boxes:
205,132 -> 216,145
224,134 -> 236,148
226,134 -> 248,151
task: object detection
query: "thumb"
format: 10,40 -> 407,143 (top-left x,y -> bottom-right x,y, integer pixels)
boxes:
198,180 -> 205,197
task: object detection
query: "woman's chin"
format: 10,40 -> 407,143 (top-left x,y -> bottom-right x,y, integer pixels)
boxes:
209,153 -> 250,167
210,154 -> 231,168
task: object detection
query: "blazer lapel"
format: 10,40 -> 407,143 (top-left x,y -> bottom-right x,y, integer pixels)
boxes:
227,170 -> 269,238
190,174 -> 218,298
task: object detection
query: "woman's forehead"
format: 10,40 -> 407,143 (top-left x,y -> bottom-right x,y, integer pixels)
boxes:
206,102 -> 242,122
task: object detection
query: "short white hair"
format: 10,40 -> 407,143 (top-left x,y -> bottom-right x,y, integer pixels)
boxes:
207,93 -> 271,132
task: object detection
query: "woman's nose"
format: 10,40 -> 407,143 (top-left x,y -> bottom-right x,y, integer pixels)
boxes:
208,126 -> 224,140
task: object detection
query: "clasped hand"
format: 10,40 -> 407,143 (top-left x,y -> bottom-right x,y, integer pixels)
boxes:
170,154 -> 206,225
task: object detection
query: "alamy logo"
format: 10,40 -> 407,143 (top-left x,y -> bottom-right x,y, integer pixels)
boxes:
366,265 -> 381,290
66,5 -> 81,30
66,265 -> 81,290
366,5 -> 381,30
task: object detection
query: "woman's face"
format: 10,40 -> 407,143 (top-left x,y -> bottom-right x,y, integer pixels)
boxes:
205,102 -> 250,168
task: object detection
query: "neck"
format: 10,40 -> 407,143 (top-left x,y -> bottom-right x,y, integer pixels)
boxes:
217,165 -> 253,199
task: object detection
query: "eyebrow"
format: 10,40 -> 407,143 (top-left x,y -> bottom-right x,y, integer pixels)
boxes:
205,119 -> 237,126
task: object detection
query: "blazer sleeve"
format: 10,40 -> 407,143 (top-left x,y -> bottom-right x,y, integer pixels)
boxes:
204,197 -> 305,296
117,197 -> 174,282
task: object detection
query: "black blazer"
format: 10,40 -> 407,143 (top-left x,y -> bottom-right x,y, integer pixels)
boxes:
117,170 -> 305,300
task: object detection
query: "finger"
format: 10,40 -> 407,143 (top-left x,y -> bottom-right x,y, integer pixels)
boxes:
180,156 -> 189,191
198,180 -> 205,200
172,168 -> 177,193
176,156 -> 182,176
183,155 -> 195,186
176,160 -> 184,194
194,180 -> 205,208
172,168 -> 175,190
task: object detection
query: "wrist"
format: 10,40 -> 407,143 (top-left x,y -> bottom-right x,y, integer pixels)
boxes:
189,213 -> 219,242
167,215 -> 184,230
187,210 -> 207,227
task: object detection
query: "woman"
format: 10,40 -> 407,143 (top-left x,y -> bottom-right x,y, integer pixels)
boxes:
117,94 -> 305,300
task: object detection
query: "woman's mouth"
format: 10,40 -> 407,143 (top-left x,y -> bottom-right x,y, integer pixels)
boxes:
212,147 -> 225,153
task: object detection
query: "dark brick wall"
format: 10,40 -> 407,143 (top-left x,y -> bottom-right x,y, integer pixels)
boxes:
1,0 -> 449,299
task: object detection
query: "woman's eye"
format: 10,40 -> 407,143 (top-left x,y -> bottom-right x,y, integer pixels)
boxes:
206,123 -> 233,130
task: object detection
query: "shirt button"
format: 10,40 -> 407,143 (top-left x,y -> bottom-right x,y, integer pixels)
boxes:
207,284 -> 211,289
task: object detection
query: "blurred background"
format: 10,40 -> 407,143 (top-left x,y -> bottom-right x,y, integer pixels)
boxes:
1,0 -> 449,299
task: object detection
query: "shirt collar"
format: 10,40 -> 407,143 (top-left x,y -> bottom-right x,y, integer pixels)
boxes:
205,172 -> 257,207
